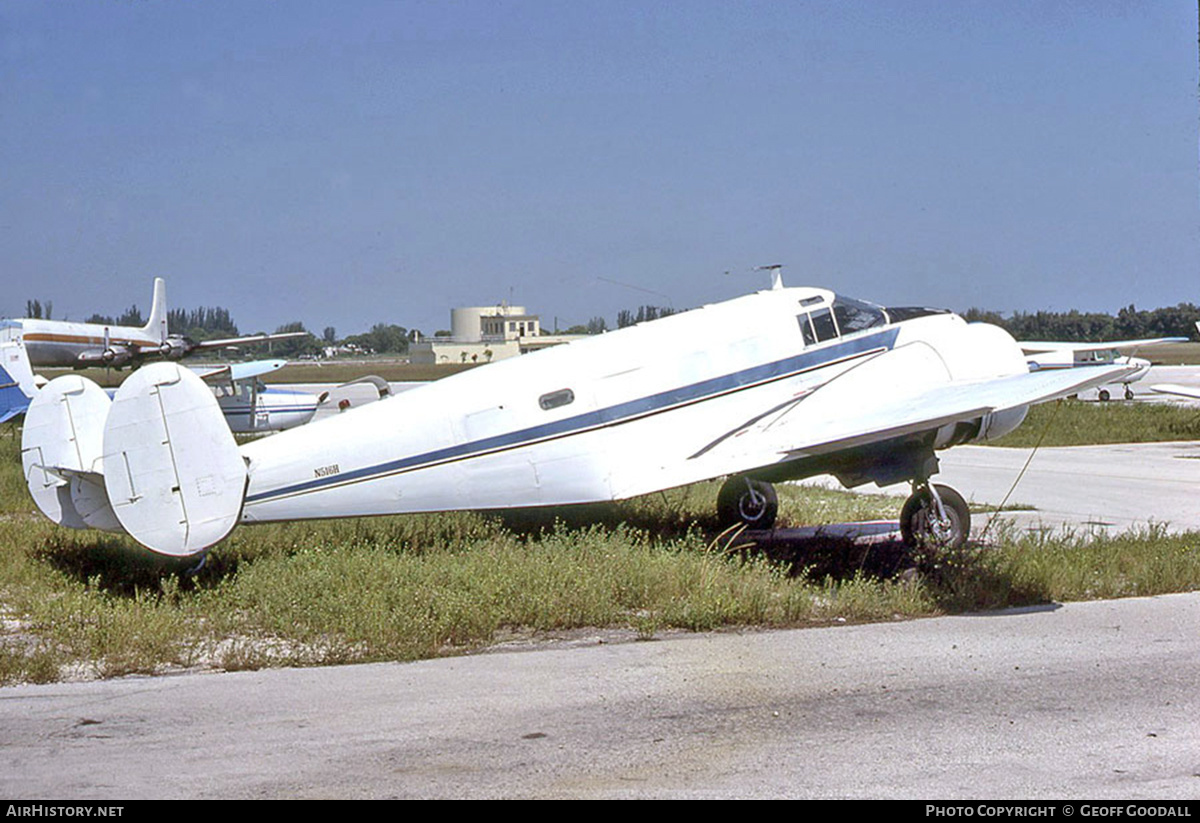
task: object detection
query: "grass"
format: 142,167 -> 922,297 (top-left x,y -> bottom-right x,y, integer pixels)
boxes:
2,416 -> 1199,686
989,398 -> 1200,448
1134,341 -> 1200,366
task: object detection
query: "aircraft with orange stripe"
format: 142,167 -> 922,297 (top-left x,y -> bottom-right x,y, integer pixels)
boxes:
1,278 -> 307,369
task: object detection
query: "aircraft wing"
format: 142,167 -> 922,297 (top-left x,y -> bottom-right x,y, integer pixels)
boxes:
188,332 -> 310,351
1151,383 -> 1200,401
1021,338 -> 1187,355
189,359 -> 288,384
780,363 -> 1134,457
701,362 -> 1136,468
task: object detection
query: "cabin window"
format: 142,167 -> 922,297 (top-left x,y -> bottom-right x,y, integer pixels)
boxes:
539,388 -> 575,410
831,296 -> 887,335
810,308 -> 839,342
797,314 -> 816,346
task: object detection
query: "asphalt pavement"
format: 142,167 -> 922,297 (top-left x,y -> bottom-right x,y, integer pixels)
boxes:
2,593 -> 1198,799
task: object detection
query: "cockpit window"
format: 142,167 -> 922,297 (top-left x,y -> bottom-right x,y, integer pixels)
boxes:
810,308 -> 838,342
797,315 -> 816,346
884,306 -> 951,323
832,296 -> 887,335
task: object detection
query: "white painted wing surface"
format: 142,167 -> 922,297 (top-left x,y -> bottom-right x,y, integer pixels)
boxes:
189,359 -> 286,384
103,363 -> 247,556
709,361 -> 1136,468
1020,338 -> 1187,354
1151,383 -> 1200,401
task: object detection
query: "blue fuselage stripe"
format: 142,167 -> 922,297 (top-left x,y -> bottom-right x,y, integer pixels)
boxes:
245,328 -> 899,504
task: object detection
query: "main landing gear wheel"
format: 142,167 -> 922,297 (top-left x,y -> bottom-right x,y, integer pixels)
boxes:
1098,388 -> 1111,402
1124,387 -> 1135,401
900,483 -> 970,550
717,476 -> 778,530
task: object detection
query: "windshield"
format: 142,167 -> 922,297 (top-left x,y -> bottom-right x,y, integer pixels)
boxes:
831,295 -> 887,335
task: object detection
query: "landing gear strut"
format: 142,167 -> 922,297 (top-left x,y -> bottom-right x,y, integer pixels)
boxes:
900,481 -> 969,550
717,476 -> 778,530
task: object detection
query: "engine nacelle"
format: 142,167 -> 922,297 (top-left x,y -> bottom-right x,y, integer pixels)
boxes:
78,348 -> 132,367
933,405 -> 1029,449
158,337 -> 190,359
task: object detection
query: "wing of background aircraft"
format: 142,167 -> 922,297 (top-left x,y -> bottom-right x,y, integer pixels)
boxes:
150,331 -> 311,362
1150,383 -> 1200,401
189,358 -> 289,384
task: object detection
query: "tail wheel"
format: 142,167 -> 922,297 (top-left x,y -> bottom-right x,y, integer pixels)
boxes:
900,484 -> 969,550
717,476 -> 778,529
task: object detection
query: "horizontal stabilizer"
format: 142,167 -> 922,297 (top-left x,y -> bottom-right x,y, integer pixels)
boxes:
103,363 -> 247,556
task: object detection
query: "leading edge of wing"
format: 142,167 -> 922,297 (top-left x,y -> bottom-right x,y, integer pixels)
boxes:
1151,383 -> 1200,401
1021,337 -> 1187,354
190,359 -> 287,384
779,362 -> 1137,458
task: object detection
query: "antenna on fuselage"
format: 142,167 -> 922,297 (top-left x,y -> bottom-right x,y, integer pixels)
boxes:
755,264 -> 784,290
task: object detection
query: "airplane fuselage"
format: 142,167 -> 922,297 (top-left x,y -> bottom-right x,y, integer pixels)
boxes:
2,318 -> 161,368
214,385 -> 320,433
238,286 -> 1029,525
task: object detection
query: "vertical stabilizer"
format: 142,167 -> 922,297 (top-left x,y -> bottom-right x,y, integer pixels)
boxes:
142,277 -> 168,343
0,340 -> 36,423
104,363 -> 247,556
21,375 -> 114,530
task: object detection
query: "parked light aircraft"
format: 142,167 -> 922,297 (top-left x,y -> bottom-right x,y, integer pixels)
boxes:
1,278 -> 308,369
21,277 -> 1135,559
192,360 -> 323,433
1021,338 -> 1186,401
192,362 -> 391,432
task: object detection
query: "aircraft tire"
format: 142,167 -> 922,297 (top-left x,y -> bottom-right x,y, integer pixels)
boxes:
1098,389 -> 1111,402
900,484 -> 969,550
1124,387 -> 1135,401
717,476 -> 778,530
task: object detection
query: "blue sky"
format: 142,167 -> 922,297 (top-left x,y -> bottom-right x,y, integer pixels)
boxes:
1,1 -> 1196,336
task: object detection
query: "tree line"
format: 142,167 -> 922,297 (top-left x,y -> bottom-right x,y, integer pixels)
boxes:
962,303 -> 1200,341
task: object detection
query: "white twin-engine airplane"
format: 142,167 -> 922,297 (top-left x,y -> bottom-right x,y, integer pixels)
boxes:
21,278 -> 1134,559
1,277 -> 308,369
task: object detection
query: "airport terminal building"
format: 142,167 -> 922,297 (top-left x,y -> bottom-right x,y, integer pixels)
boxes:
409,304 -> 582,364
